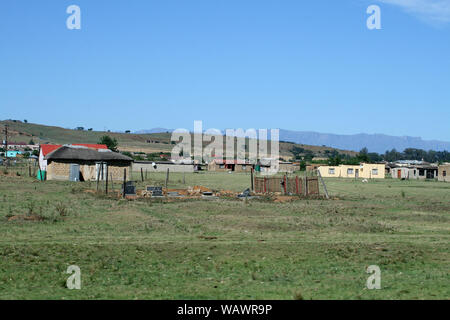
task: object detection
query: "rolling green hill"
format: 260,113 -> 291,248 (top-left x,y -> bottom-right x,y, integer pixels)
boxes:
0,120 -> 357,159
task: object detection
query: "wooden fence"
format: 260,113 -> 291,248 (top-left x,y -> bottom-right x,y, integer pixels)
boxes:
254,176 -> 319,195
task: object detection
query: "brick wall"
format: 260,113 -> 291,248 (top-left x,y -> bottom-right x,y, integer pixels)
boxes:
47,160 -> 131,181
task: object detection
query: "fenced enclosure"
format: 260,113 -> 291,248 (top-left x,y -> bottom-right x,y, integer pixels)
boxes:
254,176 -> 319,195
1,158 -> 39,177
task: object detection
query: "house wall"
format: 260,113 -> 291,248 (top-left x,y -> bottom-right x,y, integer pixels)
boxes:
208,162 -> 252,172
39,149 -> 47,171
6,151 -> 21,158
391,167 -> 416,179
46,160 -> 131,181
438,165 -> 450,182
318,163 -> 385,179
278,163 -> 296,173
208,162 -> 225,172
391,167 -> 438,180
132,161 -> 194,173
306,164 -> 324,172
235,164 -> 251,172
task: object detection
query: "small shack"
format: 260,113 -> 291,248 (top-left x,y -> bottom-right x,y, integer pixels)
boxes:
208,159 -> 252,172
39,143 -> 108,172
278,162 -> 298,173
438,164 -> 450,182
391,164 -> 438,180
44,146 -> 133,181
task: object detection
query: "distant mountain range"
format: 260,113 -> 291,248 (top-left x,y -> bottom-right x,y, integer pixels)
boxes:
278,130 -> 450,154
135,128 -> 174,134
136,128 -> 450,154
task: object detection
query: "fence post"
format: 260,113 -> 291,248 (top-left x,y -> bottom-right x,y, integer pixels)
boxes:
295,176 -> 299,194
264,177 -> 267,193
140,167 -> 144,182
105,164 -> 109,195
110,172 -> 114,193
283,175 -> 287,194
250,168 -> 254,191
122,168 -> 126,198
96,165 -> 101,192
304,175 -> 308,196
165,168 -> 169,190
317,170 -> 330,199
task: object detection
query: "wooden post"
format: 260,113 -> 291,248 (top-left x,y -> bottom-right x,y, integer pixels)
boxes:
96,164 -> 101,192
122,168 -> 126,198
250,168 -> 254,191
264,177 -> 267,193
145,169 -> 148,180
283,175 -> 287,194
140,167 -> 144,182
295,176 -> 299,195
110,172 -> 114,193
165,168 -> 169,190
183,171 -> 186,185
304,174 -> 308,196
105,164 -> 109,195
317,170 -> 330,199
28,165 -> 31,177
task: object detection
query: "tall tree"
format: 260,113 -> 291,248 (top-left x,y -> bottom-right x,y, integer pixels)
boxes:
98,135 -> 118,152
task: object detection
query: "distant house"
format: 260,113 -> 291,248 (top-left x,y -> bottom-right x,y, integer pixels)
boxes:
39,144 -> 107,171
259,161 -> 297,173
6,142 -> 28,150
306,163 -> 324,172
318,163 -> 385,179
390,163 -> 438,180
44,146 -> 132,181
6,151 -> 22,158
208,159 -> 252,172
438,164 -> 450,182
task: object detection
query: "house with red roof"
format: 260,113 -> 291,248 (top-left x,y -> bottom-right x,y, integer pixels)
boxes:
39,144 -> 107,171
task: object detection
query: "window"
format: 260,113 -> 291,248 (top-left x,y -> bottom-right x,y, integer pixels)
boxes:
419,169 -> 425,176
372,169 -> 378,175
347,168 -> 354,175
444,171 -> 447,177
328,168 -> 335,175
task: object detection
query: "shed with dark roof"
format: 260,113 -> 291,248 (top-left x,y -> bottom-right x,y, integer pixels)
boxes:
44,146 -> 133,181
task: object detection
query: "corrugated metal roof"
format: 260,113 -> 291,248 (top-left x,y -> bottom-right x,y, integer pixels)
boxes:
40,144 -> 108,156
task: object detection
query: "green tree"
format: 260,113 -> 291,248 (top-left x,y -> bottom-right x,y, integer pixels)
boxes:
357,147 -> 370,163
98,135 -> 118,152
328,155 -> 342,166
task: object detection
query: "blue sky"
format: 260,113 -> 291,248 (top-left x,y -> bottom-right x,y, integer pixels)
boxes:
1,0 -> 449,140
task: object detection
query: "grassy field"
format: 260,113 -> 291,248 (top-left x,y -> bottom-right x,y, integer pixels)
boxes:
0,171 -> 448,300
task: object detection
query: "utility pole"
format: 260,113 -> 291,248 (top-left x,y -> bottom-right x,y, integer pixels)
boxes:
3,125 -> 8,162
